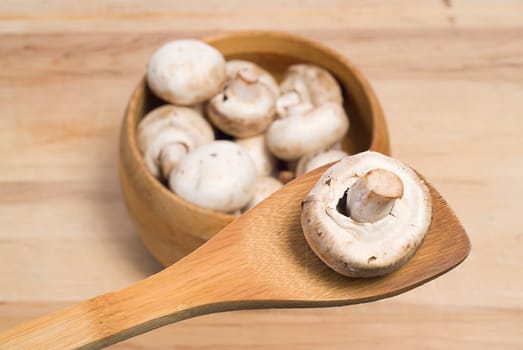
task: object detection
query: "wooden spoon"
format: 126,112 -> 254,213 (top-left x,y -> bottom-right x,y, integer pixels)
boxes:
0,165 -> 470,350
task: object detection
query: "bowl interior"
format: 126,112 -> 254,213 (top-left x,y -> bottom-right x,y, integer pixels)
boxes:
134,32 -> 386,157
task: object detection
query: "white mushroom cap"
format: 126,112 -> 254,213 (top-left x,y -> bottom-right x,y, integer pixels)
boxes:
279,64 -> 343,107
301,151 -> 432,278
236,135 -> 277,177
243,176 -> 283,211
226,60 -> 280,97
266,102 -> 349,160
147,40 -> 226,105
137,105 -> 214,179
169,140 -> 257,213
207,62 -> 277,138
296,149 -> 349,176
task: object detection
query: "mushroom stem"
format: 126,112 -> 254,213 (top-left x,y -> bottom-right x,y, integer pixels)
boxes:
346,168 -> 404,223
276,92 -> 301,117
229,76 -> 259,101
159,143 -> 188,179
237,68 -> 259,83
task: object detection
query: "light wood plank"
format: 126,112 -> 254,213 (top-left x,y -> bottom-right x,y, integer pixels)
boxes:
0,0 -> 522,348
0,1 -> 522,33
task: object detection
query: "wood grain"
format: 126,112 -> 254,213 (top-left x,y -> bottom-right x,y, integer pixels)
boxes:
0,167 -> 470,349
0,0 -> 522,349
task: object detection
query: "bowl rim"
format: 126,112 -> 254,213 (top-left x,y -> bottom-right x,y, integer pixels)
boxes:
122,30 -> 389,222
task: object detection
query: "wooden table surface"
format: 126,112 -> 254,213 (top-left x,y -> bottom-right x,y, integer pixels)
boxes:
1,1 -> 522,349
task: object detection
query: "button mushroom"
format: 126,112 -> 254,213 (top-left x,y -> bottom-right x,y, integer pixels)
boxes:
169,140 -> 257,213
301,151 -> 432,278
147,39 -> 226,105
137,105 -> 214,179
226,60 -> 280,97
267,64 -> 349,160
266,102 -> 349,160
279,64 -> 343,106
236,134 -> 277,177
243,176 -> 283,211
207,60 -> 278,138
296,149 -> 348,177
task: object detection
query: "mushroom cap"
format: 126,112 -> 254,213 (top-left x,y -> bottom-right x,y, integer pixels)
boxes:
266,102 -> 349,160
137,105 -> 214,178
169,140 -> 257,213
226,60 -> 280,97
280,64 -> 343,107
147,39 -> 226,105
207,67 -> 277,138
244,176 -> 283,211
296,149 -> 348,176
236,135 -> 277,176
301,151 -> 432,277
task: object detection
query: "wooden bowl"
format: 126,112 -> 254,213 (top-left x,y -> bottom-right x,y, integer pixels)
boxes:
119,31 -> 391,267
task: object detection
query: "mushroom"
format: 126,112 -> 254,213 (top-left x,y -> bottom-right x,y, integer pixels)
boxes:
301,151 -> 432,278
236,135 -> 277,176
267,64 -> 349,161
226,60 -> 280,97
243,176 -> 283,211
207,61 -> 277,138
296,149 -> 348,176
279,64 -> 343,107
169,140 -> 257,213
266,102 -> 349,160
147,39 -> 226,105
137,105 -> 214,179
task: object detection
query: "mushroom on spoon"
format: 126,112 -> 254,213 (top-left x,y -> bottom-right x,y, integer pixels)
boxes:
302,152 -> 432,277
0,156 -> 470,349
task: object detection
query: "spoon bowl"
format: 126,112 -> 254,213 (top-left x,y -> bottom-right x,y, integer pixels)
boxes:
0,164 -> 470,349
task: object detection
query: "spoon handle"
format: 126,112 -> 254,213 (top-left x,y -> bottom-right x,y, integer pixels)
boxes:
0,272 -> 189,348
0,242 -> 260,350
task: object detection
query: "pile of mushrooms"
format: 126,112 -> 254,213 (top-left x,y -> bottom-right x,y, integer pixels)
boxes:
137,39 -> 351,214
301,151 -> 432,277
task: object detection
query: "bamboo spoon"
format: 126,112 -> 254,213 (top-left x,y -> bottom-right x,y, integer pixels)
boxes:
0,165 -> 470,350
